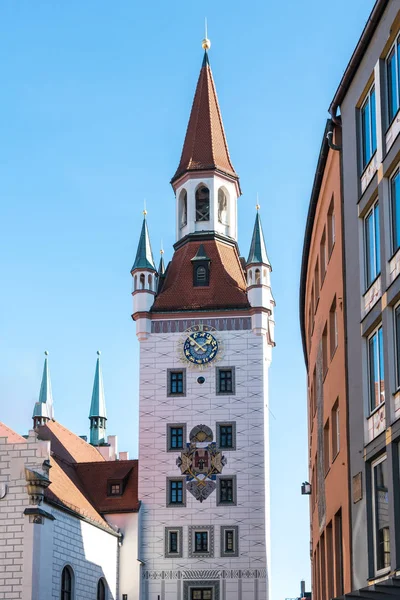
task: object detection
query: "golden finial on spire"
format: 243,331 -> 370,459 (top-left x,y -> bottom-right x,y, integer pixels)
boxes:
256,192 -> 260,211
143,199 -> 147,217
160,239 -> 164,255
202,18 -> 211,51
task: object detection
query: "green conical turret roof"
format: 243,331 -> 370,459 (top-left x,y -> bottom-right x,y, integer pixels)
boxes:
247,212 -> 270,266
131,216 -> 156,272
89,352 -> 107,420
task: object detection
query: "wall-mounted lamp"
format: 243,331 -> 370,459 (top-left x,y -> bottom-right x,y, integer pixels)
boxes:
301,481 -> 311,495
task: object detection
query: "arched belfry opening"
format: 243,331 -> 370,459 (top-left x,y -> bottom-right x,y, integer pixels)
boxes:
195,185 -> 210,222
179,189 -> 188,228
218,188 -> 228,224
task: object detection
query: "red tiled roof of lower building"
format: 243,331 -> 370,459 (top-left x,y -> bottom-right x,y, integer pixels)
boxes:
152,238 -> 249,312
45,456 -> 114,531
38,420 -> 105,464
75,460 -> 139,513
0,422 -> 26,444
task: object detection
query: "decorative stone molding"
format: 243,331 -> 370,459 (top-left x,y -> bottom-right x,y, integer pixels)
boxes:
188,525 -> 214,558
25,467 -> 50,505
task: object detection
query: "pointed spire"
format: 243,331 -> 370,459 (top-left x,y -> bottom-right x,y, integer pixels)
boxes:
131,213 -> 156,272
89,351 -> 107,446
158,246 -> 165,276
171,40 -> 238,185
32,351 -> 54,427
247,208 -> 270,266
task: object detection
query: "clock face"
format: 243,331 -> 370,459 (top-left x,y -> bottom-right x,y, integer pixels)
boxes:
183,331 -> 219,366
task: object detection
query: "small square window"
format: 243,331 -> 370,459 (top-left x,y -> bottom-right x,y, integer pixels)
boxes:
217,476 -> 236,506
166,478 -> 186,507
167,423 -> 186,451
107,481 -> 122,496
188,525 -> 214,558
220,525 -> 239,557
216,422 -> 236,451
167,369 -> 186,396
164,527 -> 183,558
216,367 -> 235,395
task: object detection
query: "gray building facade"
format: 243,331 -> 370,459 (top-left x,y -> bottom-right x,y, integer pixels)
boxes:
330,0 -> 400,591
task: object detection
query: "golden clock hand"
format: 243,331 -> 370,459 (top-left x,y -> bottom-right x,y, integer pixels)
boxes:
190,336 -> 206,352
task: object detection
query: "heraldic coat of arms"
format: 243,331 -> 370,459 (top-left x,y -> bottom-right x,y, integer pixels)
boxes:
176,424 -> 227,502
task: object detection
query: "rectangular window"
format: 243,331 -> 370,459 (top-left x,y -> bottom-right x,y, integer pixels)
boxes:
168,479 -> 184,505
372,457 -> 390,572
314,259 -> 320,309
322,323 -> 328,377
329,297 -> 338,359
164,527 -> 182,557
220,479 -> 233,503
194,531 -> 208,552
331,400 -> 340,459
216,367 -> 235,395
361,85 -> 377,170
365,201 -> 380,289
312,366 -> 317,417
368,326 -> 384,413
167,424 -> 185,451
218,369 -> 233,393
220,525 -> 239,557
169,531 -> 178,553
387,36 -> 400,124
395,304 -> 400,388
391,169 -> 400,253
217,476 -> 236,506
334,509 -> 344,596
326,521 -> 334,599
324,420 -> 330,475
167,369 -> 186,396
328,197 -> 335,257
219,425 -> 233,448
320,229 -> 327,283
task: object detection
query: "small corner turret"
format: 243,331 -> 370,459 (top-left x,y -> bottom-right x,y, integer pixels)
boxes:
131,210 -> 157,340
246,206 -> 275,342
89,351 -> 107,446
32,351 -> 54,429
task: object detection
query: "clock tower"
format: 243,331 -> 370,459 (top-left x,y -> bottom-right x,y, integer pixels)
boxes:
132,39 -> 275,600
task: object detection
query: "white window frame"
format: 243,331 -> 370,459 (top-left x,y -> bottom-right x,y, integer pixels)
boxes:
364,201 -> 380,290
386,33 -> 400,126
367,325 -> 384,414
360,84 -> 377,171
371,455 -> 391,576
390,165 -> 400,255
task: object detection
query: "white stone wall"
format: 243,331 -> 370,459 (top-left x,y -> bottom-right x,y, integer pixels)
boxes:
107,512 -> 141,600
0,432 -> 49,600
138,323 -> 270,600
51,508 -> 119,600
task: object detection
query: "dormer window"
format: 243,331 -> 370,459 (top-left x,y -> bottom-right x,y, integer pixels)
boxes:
107,480 -> 123,496
196,186 -> 210,222
191,244 -> 211,286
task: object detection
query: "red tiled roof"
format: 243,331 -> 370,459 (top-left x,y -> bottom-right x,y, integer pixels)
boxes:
172,54 -> 238,184
38,420 -> 105,464
152,238 -> 249,312
46,457 -> 114,530
75,460 -> 139,513
0,422 -> 25,444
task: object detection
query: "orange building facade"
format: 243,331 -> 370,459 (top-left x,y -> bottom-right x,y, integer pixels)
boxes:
300,121 -> 351,600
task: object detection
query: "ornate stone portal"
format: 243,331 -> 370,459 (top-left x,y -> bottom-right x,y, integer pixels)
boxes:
176,425 -> 227,502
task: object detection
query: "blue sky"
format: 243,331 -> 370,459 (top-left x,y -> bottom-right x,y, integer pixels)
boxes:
0,1 -> 375,598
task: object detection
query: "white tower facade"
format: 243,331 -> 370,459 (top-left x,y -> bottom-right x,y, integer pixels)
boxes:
133,46 -> 275,600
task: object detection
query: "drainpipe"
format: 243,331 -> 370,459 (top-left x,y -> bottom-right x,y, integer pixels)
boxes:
327,130 -> 341,152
